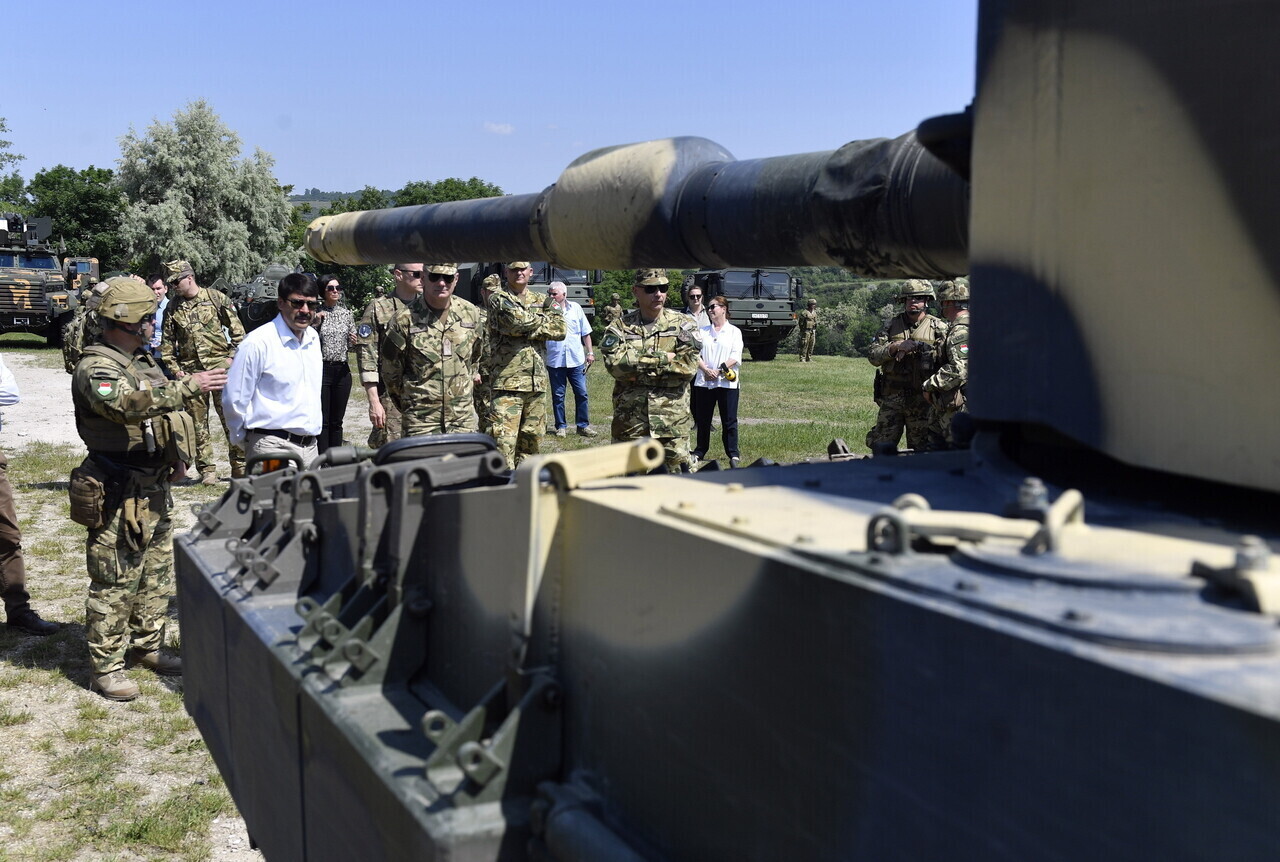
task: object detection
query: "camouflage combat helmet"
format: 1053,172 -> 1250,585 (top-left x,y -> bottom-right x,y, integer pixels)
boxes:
897,279 -> 936,301
97,276 -> 158,324
939,279 -> 970,303
611,292 -> 620,301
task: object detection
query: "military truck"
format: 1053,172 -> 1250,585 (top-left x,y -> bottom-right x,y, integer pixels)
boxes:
682,268 -> 802,360
180,1 -> 1280,859
0,213 -> 96,344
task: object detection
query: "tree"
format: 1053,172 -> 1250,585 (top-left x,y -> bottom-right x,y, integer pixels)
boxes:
394,177 -> 503,207
116,100 -> 292,283
0,117 -> 25,212
26,165 -> 128,266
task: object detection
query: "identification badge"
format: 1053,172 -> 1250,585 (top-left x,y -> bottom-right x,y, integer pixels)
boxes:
443,338 -> 453,357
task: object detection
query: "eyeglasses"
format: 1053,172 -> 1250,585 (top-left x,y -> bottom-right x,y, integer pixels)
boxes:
425,273 -> 453,283
641,285 -> 668,294
140,314 -> 157,324
708,303 -> 726,312
688,293 -> 702,300
325,284 -> 342,291
286,298 -> 322,310
397,269 -> 424,279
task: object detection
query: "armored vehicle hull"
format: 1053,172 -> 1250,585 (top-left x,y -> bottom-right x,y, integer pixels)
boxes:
179,0 -> 1280,858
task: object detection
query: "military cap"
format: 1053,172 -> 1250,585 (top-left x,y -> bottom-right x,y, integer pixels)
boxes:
507,261 -> 531,270
426,263 -> 459,276
482,274 -> 501,289
611,292 -> 620,301
99,276 -> 158,323
807,298 -> 817,305
164,259 -> 194,284
634,268 -> 669,286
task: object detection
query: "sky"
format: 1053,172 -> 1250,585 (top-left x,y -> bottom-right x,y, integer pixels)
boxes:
5,0 -> 977,198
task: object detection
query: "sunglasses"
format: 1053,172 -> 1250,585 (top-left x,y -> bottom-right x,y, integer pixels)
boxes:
641,285 -> 668,294
425,273 -> 454,283
286,298 -> 322,310
325,284 -> 342,291
688,293 -> 702,300
397,269 -> 424,278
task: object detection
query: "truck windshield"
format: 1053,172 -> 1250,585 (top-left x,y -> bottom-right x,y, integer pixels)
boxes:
550,268 -> 589,285
0,254 -> 13,267
20,254 -> 57,270
721,271 -> 756,297
759,272 -> 791,299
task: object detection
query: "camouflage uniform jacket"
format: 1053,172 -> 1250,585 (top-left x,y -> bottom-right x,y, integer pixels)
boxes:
923,310 -> 969,397
599,302 -> 625,327
866,312 -> 948,390
160,287 -> 244,373
798,308 -> 818,333
601,308 -> 702,437
356,293 -> 414,395
485,286 -> 565,393
72,342 -> 200,467
382,296 -> 485,426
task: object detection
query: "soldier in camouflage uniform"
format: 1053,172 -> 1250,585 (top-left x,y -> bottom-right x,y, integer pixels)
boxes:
865,280 -> 949,452
159,260 -> 245,483
798,298 -> 818,361
474,273 -> 501,433
599,292 -> 625,328
601,269 -> 702,472
380,264 -> 485,436
358,264 -> 424,447
485,261 -> 565,469
62,280 -> 111,374
923,278 -> 971,449
72,277 -> 227,701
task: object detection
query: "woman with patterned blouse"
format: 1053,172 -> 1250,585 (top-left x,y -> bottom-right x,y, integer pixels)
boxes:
313,274 -> 356,452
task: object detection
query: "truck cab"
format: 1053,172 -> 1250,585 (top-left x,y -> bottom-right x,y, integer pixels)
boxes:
684,268 -> 803,360
0,214 -> 89,344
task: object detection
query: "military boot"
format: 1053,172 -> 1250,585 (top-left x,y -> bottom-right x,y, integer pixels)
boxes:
200,470 -> 219,486
230,465 -> 246,479
131,649 -> 183,676
90,671 -> 140,702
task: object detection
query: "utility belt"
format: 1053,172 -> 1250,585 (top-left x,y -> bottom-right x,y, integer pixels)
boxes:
248,428 -> 317,447
68,452 -> 169,550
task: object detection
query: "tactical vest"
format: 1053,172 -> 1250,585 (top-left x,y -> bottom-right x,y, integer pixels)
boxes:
74,345 -> 173,459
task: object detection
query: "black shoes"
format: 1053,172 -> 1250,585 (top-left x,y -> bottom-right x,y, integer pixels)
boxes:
7,608 -> 59,636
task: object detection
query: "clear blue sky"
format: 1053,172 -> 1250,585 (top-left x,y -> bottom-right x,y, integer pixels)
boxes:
7,0 -> 977,197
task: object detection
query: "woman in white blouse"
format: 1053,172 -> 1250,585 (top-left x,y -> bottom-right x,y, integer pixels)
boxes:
691,296 -> 744,468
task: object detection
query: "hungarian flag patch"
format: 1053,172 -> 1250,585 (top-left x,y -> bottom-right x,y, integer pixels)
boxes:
95,380 -> 116,399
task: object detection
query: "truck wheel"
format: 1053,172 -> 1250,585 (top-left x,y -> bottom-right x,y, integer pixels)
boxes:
749,342 -> 778,361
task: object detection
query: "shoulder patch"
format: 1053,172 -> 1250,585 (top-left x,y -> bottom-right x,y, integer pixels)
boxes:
357,323 -> 374,339
601,333 -> 620,350
94,379 -> 117,400
958,343 -> 968,356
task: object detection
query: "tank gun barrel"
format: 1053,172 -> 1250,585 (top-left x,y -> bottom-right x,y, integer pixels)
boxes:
305,131 -> 968,277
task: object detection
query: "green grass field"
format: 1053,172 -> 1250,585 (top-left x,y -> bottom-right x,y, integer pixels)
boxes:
539,353 -> 878,464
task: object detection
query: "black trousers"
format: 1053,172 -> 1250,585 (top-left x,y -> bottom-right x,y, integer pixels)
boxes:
319,360 -> 352,453
692,386 -> 740,459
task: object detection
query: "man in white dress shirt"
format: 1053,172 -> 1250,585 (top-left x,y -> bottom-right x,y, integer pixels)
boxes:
223,272 -> 324,470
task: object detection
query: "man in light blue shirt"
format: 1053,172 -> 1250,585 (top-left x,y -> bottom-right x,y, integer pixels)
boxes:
147,272 -> 169,362
545,282 -> 597,437
223,273 -> 323,469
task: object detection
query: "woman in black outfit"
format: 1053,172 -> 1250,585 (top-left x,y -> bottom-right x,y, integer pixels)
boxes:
314,274 -> 356,452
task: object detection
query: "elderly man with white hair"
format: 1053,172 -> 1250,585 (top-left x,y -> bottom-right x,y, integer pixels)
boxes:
545,281 -> 597,438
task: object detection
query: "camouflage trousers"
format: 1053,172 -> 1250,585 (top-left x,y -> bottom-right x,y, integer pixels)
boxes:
367,388 -> 403,449
85,480 -> 172,674
865,389 -> 933,452
185,389 -> 244,476
929,390 -> 969,449
402,402 -> 480,437
474,381 -> 492,436
800,331 -> 816,361
488,389 -> 547,469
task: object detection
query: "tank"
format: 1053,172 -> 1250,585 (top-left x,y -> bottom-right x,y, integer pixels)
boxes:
0,213 -> 92,344
176,1 -> 1280,859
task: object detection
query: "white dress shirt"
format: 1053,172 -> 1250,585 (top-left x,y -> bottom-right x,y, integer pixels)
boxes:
222,314 -> 322,445
545,300 -> 591,368
693,322 -> 744,389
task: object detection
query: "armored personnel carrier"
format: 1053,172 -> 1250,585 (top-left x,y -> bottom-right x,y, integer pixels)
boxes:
177,1 -> 1280,859
227,262 -> 293,331
0,213 -> 96,344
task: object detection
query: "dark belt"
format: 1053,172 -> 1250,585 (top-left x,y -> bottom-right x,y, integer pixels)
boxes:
248,428 -> 316,447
